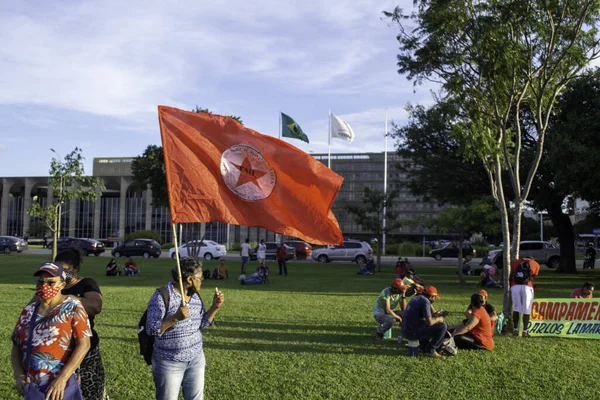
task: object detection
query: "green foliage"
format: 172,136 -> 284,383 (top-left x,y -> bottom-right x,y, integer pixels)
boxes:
27,147 -> 104,258
27,221 -> 46,238
2,255 -> 600,399
192,105 -> 243,125
229,242 -> 241,252
397,242 -> 432,258
160,242 -> 173,250
124,230 -> 162,243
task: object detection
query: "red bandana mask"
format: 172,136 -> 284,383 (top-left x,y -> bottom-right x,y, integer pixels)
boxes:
36,283 -> 62,300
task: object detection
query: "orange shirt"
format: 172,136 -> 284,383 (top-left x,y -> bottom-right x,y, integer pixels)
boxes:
470,307 -> 494,350
510,258 -> 540,287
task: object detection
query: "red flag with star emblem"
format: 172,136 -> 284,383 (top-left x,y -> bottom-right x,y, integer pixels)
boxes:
158,106 -> 344,245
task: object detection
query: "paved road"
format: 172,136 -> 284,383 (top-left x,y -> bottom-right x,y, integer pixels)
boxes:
7,248 -> 587,268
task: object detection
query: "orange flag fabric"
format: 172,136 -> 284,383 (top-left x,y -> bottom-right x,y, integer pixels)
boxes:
158,106 -> 344,245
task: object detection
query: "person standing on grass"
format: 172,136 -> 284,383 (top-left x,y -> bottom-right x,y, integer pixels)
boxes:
373,279 -> 408,339
277,244 -> 288,276
56,248 -> 107,400
571,282 -> 594,298
240,238 -> 251,275
510,257 -> 540,337
147,257 -> 224,400
257,239 -> 266,264
402,286 -> 447,358
452,294 -> 494,351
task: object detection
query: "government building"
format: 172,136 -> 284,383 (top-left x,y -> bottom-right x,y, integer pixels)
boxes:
0,152 -> 439,245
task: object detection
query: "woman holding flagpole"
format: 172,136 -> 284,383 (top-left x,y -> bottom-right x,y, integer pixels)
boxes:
146,257 -> 224,400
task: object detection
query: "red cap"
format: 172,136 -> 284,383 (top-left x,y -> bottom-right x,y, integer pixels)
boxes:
391,278 -> 408,291
424,286 -> 440,299
477,289 -> 488,298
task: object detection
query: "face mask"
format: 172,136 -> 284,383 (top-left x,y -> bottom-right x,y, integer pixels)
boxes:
36,283 -> 62,300
64,270 -> 76,284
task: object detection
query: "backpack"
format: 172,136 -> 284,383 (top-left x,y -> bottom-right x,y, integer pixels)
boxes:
513,261 -> 531,284
439,331 -> 458,356
138,286 -> 170,365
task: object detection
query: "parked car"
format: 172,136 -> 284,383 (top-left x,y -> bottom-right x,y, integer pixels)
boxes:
169,240 -> 227,260
284,240 -> 312,259
0,236 -> 28,254
429,242 -> 476,261
492,241 -> 561,269
111,239 -> 161,258
46,237 -> 74,249
311,240 -> 373,263
250,242 -> 296,261
50,237 -> 106,256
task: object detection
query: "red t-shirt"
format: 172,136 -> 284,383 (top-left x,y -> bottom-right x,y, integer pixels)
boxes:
470,307 -> 494,350
510,258 -> 540,287
570,288 -> 593,298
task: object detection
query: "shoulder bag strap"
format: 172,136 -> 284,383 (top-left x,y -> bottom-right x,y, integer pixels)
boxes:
24,302 -> 42,377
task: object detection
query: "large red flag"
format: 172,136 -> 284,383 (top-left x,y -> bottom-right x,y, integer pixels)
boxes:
158,106 -> 344,245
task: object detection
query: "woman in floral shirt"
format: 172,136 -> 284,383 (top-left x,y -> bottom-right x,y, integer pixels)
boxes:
11,262 -> 91,400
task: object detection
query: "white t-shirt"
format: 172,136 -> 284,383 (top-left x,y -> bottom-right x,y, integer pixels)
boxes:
257,243 -> 266,259
241,243 -> 251,257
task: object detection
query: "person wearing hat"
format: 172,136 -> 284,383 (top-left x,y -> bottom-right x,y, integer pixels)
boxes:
452,294 -> 494,350
11,262 -> 91,399
402,286 -> 447,358
479,265 -> 502,288
373,279 -> 408,339
465,289 -> 498,331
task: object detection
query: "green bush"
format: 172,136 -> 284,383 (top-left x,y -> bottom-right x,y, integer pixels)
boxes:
161,243 -> 173,250
397,242 -> 432,258
124,230 -> 162,244
229,242 -> 241,252
474,246 -> 491,258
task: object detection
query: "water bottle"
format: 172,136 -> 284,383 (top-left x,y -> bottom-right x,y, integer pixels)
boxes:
407,339 -> 419,357
384,328 -> 392,339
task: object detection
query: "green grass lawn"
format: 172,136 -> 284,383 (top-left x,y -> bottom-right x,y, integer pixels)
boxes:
1,256 -> 600,399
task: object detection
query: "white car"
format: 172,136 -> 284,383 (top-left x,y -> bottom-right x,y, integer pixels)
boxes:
169,240 -> 227,260
311,240 -> 373,263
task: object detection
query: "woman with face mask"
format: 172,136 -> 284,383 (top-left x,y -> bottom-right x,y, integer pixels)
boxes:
11,262 -> 91,400
146,257 -> 224,400
55,248 -> 106,400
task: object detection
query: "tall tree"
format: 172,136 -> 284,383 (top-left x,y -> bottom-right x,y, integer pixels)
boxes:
386,0 -> 600,323
27,148 -> 104,259
345,187 -> 401,271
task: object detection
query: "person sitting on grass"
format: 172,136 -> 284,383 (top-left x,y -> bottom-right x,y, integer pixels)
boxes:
452,294 -> 494,351
465,289 -> 498,331
571,282 -> 594,298
241,262 -> 271,285
106,258 -> 121,276
396,258 -> 411,278
215,258 -> 229,280
373,279 -> 408,339
357,260 -> 373,275
480,265 -> 503,288
402,269 -> 424,295
124,258 -> 139,276
402,286 -> 447,358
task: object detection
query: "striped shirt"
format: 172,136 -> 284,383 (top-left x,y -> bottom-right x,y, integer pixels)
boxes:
146,282 -> 211,362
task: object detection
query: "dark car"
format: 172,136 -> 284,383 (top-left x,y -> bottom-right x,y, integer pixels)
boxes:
111,239 -> 162,259
52,238 -> 106,257
250,242 -> 296,261
429,242 -> 476,261
284,240 -> 312,259
0,236 -> 28,254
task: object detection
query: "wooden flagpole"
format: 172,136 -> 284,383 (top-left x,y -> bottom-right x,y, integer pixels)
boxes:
171,224 -> 186,305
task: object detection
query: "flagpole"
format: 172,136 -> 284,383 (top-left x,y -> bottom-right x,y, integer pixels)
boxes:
328,109 -> 332,169
171,224 -> 186,305
382,109 -> 388,257
279,110 -> 282,140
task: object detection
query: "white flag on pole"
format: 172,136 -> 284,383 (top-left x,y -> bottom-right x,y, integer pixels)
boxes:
330,113 -> 355,143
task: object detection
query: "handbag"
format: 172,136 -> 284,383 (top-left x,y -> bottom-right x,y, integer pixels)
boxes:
23,302 -> 84,400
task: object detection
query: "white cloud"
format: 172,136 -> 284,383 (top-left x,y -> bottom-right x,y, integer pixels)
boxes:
0,145 -> 6,151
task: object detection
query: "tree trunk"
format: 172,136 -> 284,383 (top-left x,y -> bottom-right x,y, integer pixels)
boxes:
547,198 -> 577,274
457,238 -> 466,285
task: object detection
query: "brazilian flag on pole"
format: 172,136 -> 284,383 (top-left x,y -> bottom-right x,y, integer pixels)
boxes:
281,112 -> 309,143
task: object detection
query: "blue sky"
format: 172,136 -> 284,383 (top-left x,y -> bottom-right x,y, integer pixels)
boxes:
0,0 -> 436,177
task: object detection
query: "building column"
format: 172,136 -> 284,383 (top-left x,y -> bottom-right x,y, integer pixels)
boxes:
119,177 -> 131,241
1,179 -> 13,236
145,186 -> 152,231
22,178 -> 33,236
93,185 -> 102,239
68,182 -> 79,237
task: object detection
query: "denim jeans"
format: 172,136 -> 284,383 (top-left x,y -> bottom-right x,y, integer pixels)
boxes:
278,260 -> 288,275
417,322 -> 447,354
375,311 -> 404,334
152,350 -> 206,400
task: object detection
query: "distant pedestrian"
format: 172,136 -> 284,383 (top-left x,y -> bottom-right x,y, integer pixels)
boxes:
277,244 -> 288,276
257,239 -> 266,264
23,233 -> 29,243
240,238 -> 251,275
43,235 -> 48,248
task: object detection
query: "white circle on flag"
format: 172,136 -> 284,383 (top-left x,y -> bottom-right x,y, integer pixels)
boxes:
220,145 -> 276,201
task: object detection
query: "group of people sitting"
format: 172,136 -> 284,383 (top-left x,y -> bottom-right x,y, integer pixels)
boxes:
373,278 -> 497,358
239,261 -> 271,285
105,257 -> 139,276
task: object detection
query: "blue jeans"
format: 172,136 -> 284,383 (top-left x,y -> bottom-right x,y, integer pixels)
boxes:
375,311 -> 404,334
152,351 -> 206,400
278,260 -> 287,275
415,322 -> 447,354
